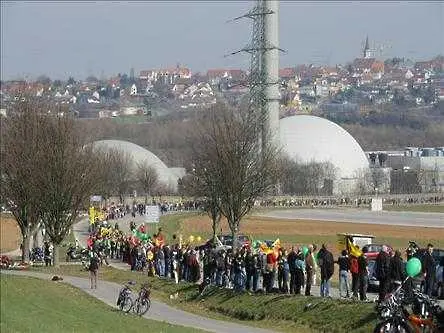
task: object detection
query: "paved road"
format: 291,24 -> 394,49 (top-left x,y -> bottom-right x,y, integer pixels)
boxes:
1,270 -> 275,333
257,208 -> 444,228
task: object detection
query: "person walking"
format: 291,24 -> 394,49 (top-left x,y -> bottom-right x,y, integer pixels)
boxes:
375,245 -> 391,302
89,251 -> 100,289
337,250 -> 350,298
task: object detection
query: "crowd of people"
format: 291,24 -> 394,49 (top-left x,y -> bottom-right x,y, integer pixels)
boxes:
256,194 -> 444,209
82,214 -> 444,303
84,219 -> 372,300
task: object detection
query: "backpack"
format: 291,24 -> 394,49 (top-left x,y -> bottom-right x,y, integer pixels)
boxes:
350,257 -> 359,274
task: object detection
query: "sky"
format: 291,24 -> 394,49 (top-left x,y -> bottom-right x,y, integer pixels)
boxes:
1,1 -> 443,81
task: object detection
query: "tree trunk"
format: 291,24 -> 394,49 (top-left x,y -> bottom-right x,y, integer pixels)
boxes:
145,194 -> 148,205
22,234 -> 31,263
53,244 -> 60,267
212,215 -> 220,244
230,222 -> 239,249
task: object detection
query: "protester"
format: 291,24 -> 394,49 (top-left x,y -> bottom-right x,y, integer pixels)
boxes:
350,251 -> 360,299
294,248 -> 305,294
375,245 -> 391,302
337,250 -> 350,298
357,252 -> 368,301
287,246 -> 297,294
89,251 -> 100,289
422,243 -> 436,297
305,247 -> 314,296
389,250 -> 404,292
318,244 -> 334,298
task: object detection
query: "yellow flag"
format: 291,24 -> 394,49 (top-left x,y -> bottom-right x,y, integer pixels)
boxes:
272,238 -> 281,249
347,238 -> 363,257
89,207 -> 95,224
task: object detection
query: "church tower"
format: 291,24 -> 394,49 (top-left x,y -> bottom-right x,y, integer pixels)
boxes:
363,36 -> 372,58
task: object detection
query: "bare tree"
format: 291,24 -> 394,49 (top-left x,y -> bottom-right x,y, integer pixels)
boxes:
100,148 -> 134,204
179,171 -> 221,242
189,104 -> 280,247
135,160 -> 159,204
0,97 -> 47,262
35,113 -> 102,266
278,156 -> 337,196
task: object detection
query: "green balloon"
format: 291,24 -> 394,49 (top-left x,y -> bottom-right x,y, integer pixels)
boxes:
302,246 -> 309,256
405,257 -> 422,277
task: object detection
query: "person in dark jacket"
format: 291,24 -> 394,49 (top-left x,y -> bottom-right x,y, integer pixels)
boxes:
337,250 -> 350,298
390,250 -> 404,292
319,244 -> 334,297
375,245 -> 391,302
422,243 -> 436,297
287,247 -> 297,294
358,253 -> 368,301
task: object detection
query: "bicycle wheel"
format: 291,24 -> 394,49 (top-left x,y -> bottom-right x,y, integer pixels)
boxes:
136,298 -> 151,316
120,296 -> 133,313
373,320 -> 413,333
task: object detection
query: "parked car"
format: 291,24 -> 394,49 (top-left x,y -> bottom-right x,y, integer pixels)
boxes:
367,259 -> 380,292
362,243 -> 393,260
219,234 -> 251,248
198,234 -> 251,251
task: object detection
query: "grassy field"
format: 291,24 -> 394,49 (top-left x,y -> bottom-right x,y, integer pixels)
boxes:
383,204 -> 444,213
0,274 -> 205,333
29,264 -> 377,333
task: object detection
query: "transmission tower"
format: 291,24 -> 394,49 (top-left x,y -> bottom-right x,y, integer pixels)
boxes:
228,0 -> 283,148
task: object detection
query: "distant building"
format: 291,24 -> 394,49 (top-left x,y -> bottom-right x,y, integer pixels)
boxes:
366,147 -> 444,193
139,64 -> 191,85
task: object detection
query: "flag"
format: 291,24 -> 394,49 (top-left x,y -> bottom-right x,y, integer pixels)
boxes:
346,238 -> 363,257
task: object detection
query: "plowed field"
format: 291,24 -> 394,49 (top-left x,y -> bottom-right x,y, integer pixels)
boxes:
182,215 -> 444,255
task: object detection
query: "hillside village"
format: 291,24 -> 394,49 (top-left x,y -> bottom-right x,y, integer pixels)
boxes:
1,41 -> 443,121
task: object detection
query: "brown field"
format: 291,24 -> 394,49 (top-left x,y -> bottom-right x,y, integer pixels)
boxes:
0,214 -> 21,253
182,216 -> 444,256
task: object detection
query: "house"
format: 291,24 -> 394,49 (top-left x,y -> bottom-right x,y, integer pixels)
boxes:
279,67 -> 296,80
206,69 -> 247,85
139,65 -> 192,85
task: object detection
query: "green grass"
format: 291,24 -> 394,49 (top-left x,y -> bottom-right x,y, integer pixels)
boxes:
30,264 -> 376,333
383,204 -> 444,213
111,115 -> 148,124
0,274 -> 205,333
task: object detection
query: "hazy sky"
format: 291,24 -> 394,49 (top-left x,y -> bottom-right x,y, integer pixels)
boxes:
1,1 -> 443,80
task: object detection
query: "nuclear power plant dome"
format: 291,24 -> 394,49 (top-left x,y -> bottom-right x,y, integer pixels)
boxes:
279,115 -> 369,180
93,140 -> 185,191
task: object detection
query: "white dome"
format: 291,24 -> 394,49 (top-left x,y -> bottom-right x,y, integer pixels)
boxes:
93,140 -> 178,190
279,115 -> 369,179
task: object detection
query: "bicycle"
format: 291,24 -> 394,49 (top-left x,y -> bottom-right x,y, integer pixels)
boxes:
133,283 -> 151,316
117,281 -> 135,313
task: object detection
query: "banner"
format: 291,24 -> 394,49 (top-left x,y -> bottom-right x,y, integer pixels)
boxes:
346,238 -> 363,258
89,207 -> 95,225
145,205 -> 160,223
